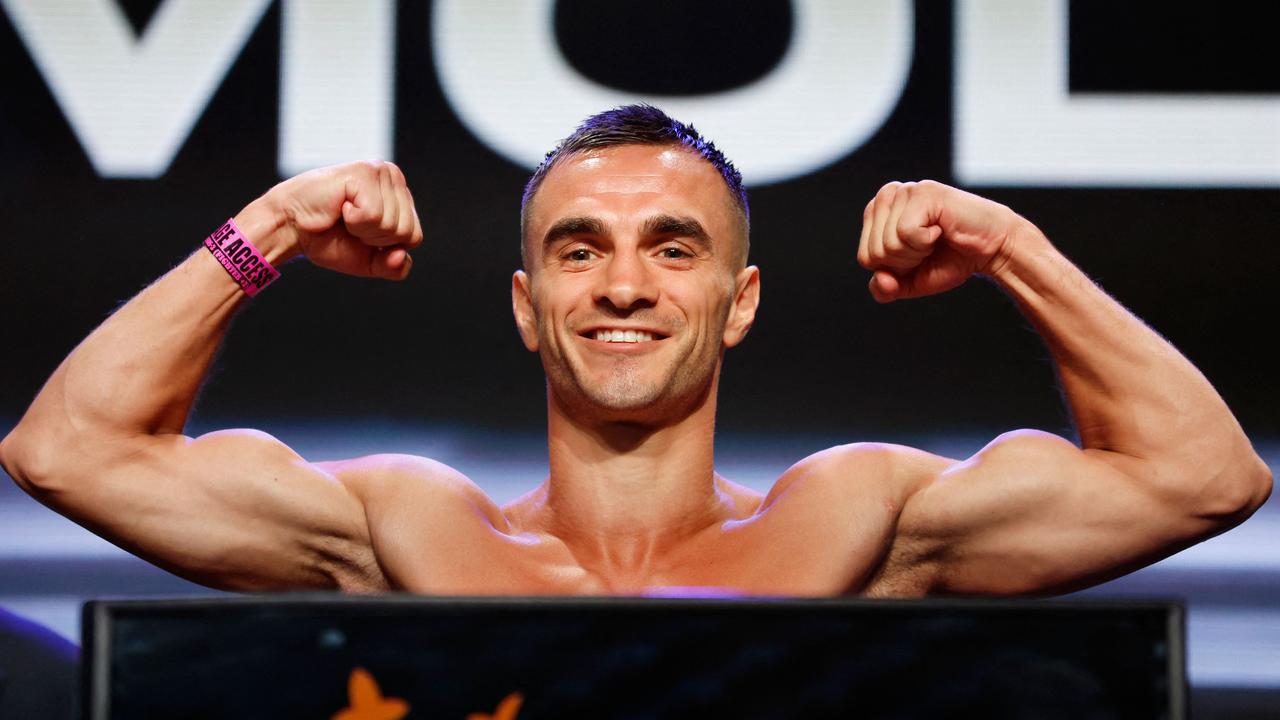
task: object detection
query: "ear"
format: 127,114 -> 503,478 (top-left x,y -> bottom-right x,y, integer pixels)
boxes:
512,270 -> 539,352
723,265 -> 760,348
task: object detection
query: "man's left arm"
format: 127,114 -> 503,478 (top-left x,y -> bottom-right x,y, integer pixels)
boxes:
857,180 -> 1272,595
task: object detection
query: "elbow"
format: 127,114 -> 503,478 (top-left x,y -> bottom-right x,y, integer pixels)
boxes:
1241,452 -> 1273,516
1191,448 -> 1273,525
1225,448 -> 1272,521
1,424 -> 36,494
0,422 -> 69,498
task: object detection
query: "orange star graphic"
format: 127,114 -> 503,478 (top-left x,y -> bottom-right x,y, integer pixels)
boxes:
467,692 -> 524,720
331,667 -> 410,720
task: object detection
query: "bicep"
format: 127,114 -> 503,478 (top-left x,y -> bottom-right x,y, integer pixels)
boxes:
896,429 -> 1209,595
40,429 -> 381,591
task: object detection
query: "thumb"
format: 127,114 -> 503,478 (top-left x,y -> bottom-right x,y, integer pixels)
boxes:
370,246 -> 414,280
868,271 -> 901,303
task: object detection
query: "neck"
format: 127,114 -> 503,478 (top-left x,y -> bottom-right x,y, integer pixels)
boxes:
540,375 -> 725,576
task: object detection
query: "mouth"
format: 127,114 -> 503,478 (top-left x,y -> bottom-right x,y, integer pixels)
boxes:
579,328 -> 670,344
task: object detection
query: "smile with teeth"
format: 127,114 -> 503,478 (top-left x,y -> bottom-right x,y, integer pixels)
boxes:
593,329 -> 656,343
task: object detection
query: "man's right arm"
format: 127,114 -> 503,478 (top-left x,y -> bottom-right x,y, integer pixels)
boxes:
0,161 -> 422,592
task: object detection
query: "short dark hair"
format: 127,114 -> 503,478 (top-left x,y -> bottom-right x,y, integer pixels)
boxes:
520,104 -> 750,265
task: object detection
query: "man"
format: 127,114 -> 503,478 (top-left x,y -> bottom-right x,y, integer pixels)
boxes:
0,105 -> 1270,596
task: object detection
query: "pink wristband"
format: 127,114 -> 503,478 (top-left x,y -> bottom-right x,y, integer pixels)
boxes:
203,217 -> 279,297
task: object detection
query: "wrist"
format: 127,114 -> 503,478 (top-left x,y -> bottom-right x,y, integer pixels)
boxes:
233,193 -> 299,266
985,219 -> 1058,288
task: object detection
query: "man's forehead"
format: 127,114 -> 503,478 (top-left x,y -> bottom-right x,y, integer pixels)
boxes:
545,146 -> 714,193
530,145 -> 730,224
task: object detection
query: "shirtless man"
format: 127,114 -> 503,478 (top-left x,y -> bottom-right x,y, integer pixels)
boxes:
0,105 -> 1271,597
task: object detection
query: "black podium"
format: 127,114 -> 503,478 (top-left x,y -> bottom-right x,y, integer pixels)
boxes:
83,595 -> 1184,719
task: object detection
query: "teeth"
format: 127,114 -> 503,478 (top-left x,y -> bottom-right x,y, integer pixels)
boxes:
593,329 -> 655,343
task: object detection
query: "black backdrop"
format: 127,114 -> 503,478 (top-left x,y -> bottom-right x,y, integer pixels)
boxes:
2,1 -> 1276,444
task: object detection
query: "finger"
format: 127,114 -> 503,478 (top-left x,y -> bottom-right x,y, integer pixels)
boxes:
305,225 -> 373,273
897,183 -> 944,252
856,198 -> 874,270
342,167 -> 383,230
407,193 -> 424,249
882,182 -> 910,255
301,223 -> 411,280
341,165 -> 397,246
879,184 -> 927,270
378,162 -> 399,236
395,184 -> 415,242
383,162 -> 421,248
866,183 -> 898,270
385,160 -> 408,188
890,246 -> 971,301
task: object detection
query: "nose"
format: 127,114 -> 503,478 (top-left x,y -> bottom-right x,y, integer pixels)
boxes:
594,247 -> 658,312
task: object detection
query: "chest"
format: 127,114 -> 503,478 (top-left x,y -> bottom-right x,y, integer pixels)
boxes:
375,493 -> 902,597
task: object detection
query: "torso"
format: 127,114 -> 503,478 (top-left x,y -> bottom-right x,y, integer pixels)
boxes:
342,444 -> 944,598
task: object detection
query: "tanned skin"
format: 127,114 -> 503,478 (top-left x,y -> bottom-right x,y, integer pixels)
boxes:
0,149 -> 1271,596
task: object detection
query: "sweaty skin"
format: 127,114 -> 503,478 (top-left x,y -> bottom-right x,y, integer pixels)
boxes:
0,151 -> 1271,597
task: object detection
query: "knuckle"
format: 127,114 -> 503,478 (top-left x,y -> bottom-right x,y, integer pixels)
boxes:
917,179 -> 945,196
345,162 -> 380,192
896,215 -> 913,237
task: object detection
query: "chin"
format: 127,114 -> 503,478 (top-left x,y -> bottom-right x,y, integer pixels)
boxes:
562,372 -> 715,427
543,346 -> 719,424
578,385 -> 672,424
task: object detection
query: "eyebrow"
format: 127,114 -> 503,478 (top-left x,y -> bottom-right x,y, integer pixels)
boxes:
541,214 -> 712,253
542,216 -> 606,250
640,214 -> 710,248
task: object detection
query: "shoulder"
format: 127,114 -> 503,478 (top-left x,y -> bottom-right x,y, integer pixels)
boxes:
763,442 -> 954,513
735,443 -> 959,596
317,453 -> 509,531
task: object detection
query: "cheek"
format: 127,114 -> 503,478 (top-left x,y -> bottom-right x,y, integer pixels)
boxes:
531,288 -> 577,346
702,278 -> 737,324
678,291 -> 733,341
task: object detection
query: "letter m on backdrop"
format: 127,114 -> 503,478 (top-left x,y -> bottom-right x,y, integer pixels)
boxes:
1,0 -> 393,177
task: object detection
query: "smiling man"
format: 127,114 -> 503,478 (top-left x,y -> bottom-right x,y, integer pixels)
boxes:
0,105 -> 1270,597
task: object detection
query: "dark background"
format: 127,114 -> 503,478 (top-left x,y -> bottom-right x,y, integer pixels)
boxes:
1,1 -> 1276,441
2,3 -> 1278,715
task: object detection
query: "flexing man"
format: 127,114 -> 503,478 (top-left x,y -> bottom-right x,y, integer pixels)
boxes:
1,105 -> 1270,596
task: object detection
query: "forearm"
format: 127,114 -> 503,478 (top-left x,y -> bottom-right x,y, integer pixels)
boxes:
2,199 -> 292,486
990,224 -> 1270,509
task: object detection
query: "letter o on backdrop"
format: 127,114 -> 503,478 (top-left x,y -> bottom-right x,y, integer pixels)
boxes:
432,0 -> 914,185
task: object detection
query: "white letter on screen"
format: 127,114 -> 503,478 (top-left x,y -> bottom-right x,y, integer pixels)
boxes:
432,0 -> 913,186
279,0 -> 395,176
954,0 -> 1280,186
1,0 -> 271,177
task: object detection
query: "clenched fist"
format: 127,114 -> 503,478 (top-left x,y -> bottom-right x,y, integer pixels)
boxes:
857,180 -> 1028,302
236,160 -> 424,281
